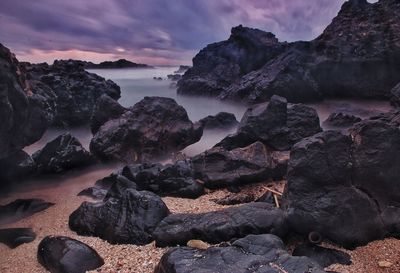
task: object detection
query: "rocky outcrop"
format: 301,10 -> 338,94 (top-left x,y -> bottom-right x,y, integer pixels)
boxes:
197,112 -> 238,130
0,44 -> 49,160
153,203 -> 287,247
323,112 -> 362,128
69,188 -> 170,245
37,236 -> 104,273
90,97 -> 202,163
216,95 -> 321,151
283,111 -> 400,248
0,199 -> 54,225
22,60 -> 121,126
191,141 -> 288,189
0,228 -> 36,248
32,133 -> 94,174
179,1 -> 400,103
154,234 -> 326,273
85,59 -> 151,69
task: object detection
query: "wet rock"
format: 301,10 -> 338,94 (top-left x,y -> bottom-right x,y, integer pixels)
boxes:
90,96 -> 202,163
323,112 -> 362,127
0,199 -> 54,225
90,94 -> 126,134
0,150 -> 37,184
0,228 -> 36,248
32,133 -> 94,174
37,236 -> 104,273
197,112 -> 238,130
154,234 -> 326,273
153,203 -> 287,247
0,44 -> 49,160
22,59 -> 121,126
213,193 -> 255,205
217,96 -> 321,151
191,141 -> 288,189
292,244 -> 352,268
69,188 -> 170,245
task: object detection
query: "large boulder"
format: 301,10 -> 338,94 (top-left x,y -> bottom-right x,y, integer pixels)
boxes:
191,141 -> 288,189
0,44 -> 49,160
216,95 -> 321,151
32,133 -> 94,174
22,59 -> 121,126
90,96 -> 202,163
283,113 -> 400,248
179,1 -> 400,103
37,236 -> 104,273
0,198 -> 54,225
69,188 -> 170,245
154,234 -> 326,273
197,112 -> 238,130
153,203 -> 287,247
90,94 -> 126,134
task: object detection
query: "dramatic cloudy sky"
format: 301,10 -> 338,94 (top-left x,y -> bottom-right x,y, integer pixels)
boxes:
0,0 -> 377,65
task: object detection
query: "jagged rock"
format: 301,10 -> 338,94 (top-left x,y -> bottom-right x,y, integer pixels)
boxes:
154,234 -> 326,273
37,236 -> 104,273
22,59 -> 121,126
197,112 -> 238,130
0,44 -> 49,160
90,96 -> 202,163
323,112 -> 362,128
191,141 -> 288,189
0,199 -> 54,225
0,228 -> 36,248
390,83 -> 400,107
69,188 -> 170,245
283,115 -> 400,248
153,203 -> 287,247
90,94 -> 126,134
216,96 -> 321,151
0,150 -> 36,184
292,244 -> 352,268
32,133 -> 94,174
179,1 -> 400,103
177,25 -> 287,97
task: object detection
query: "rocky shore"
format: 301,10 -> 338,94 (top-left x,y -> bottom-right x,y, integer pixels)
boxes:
1,0 -> 400,273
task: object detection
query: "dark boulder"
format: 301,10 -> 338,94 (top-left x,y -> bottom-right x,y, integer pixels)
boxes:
216,95 -> 321,151
69,188 -> 170,245
197,112 -> 238,130
90,96 -> 202,163
37,236 -> 104,273
154,234 -> 326,273
90,94 -> 126,134
323,112 -> 362,128
0,198 -> 54,225
212,193 -> 255,205
22,59 -> 121,126
292,244 -> 351,268
191,141 -> 288,189
32,133 -> 94,174
0,150 -> 36,184
0,228 -> 36,248
153,203 -> 287,247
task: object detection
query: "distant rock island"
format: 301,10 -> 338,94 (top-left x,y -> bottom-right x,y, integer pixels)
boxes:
82,59 -> 152,69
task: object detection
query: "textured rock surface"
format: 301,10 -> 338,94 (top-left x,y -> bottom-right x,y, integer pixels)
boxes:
69,188 -> 170,245
179,1 -> 400,103
90,97 -> 202,163
32,133 -> 94,174
90,94 -> 126,134
22,59 -> 121,126
0,228 -> 36,248
283,112 -> 400,248
192,141 -> 288,189
390,82 -> 400,107
153,203 -> 287,247
216,96 -> 321,151
0,199 -> 54,225
37,236 -> 104,273
154,234 -> 326,273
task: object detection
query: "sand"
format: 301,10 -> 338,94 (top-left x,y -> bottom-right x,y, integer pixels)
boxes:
0,169 -> 399,273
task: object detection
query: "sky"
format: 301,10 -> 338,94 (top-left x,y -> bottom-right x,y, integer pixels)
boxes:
0,0 -> 378,65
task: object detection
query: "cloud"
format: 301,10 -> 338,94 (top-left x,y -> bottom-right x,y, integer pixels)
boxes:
0,0 -> 349,65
